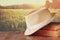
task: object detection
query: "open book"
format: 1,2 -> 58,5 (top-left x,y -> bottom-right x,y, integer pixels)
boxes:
24,7 -> 55,35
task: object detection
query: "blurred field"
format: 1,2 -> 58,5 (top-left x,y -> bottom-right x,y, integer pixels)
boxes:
0,9 -> 34,32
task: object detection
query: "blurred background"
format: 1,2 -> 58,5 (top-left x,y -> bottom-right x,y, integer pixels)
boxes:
0,0 -> 60,32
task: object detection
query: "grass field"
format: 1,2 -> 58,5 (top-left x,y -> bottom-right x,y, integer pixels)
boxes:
0,8 -> 60,32
0,9 -> 34,32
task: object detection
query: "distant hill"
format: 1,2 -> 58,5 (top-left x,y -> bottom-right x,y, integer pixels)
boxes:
0,5 -> 5,9
0,4 -> 41,9
5,4 -> 34,9
0,4 -> 34,9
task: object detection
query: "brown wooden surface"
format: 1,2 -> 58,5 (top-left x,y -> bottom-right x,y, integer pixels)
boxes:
0,31 -> 60,40
26,35 -> 60,40
0,31 -> 25,40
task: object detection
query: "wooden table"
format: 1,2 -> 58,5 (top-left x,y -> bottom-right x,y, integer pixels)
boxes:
0,31 -> 60,40
26,35 -> 60,40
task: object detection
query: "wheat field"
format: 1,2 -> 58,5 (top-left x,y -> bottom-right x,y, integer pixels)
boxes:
0,9 -> 34,32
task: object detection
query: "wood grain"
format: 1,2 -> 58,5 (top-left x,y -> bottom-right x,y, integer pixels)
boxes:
26,35 -> 60,40
0,31 -> 60,40
0,32 -> 26,40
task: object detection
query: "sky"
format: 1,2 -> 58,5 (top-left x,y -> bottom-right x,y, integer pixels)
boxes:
0,0 -> 46,6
